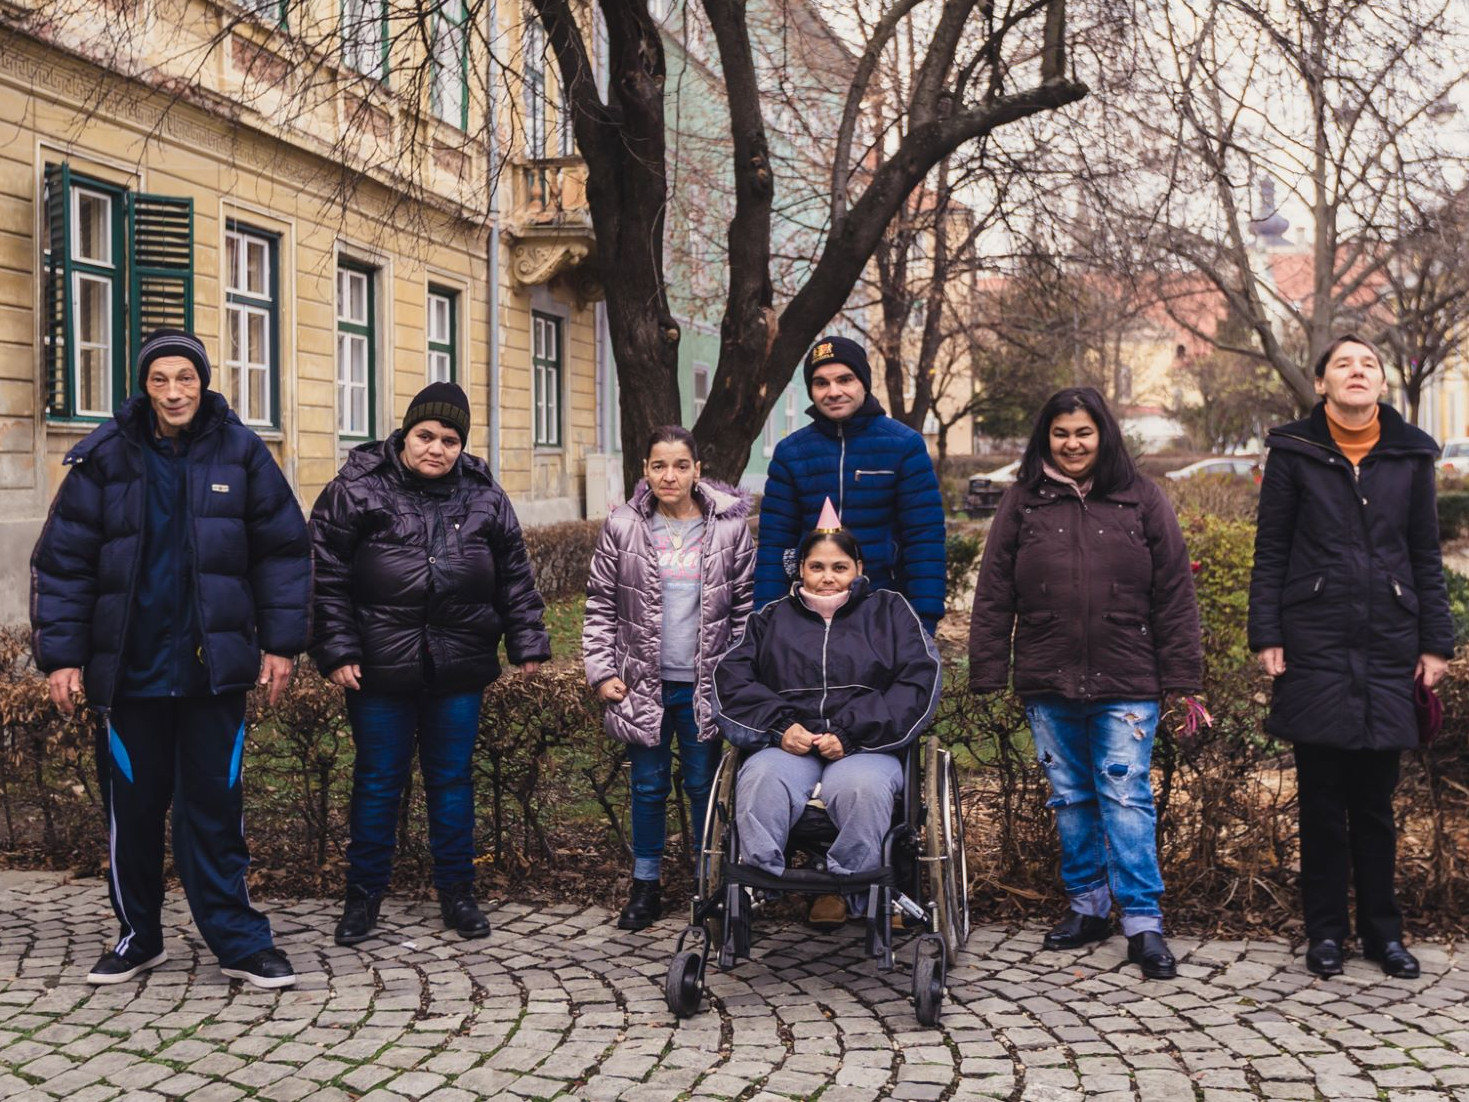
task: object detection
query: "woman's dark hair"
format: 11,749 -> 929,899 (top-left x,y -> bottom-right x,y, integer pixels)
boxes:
797,530 -> 863,567
645,425 -> 700,462
1018,386 -> 1137,497
1312,334 -> 1384,378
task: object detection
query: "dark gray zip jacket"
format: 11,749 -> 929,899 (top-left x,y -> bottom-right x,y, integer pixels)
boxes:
712,578 -> 942,756
1248,402 -> 1453,750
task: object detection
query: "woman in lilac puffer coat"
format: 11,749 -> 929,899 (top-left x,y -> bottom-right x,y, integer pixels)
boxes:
583,426 -> 755,930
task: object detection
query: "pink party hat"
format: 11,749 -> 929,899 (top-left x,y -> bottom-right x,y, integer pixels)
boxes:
814,497 -> 842,533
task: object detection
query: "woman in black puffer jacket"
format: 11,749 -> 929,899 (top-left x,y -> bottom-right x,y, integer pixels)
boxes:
1249,335 -> 1453,981
310,383 -> 550,945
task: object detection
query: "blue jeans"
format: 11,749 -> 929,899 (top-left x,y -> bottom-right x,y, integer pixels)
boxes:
1025,696 -> 1165,936
627,682 -> 719,880
345,690 -> 482,893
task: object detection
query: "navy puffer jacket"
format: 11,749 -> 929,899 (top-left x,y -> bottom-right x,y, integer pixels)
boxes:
713,578 -> 942,756
30,392 -> 311,707
1248,403 -> 1454,751
754,396 -> 946,631
308,434 -> 550,694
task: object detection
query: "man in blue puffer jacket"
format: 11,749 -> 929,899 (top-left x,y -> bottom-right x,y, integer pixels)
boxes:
754,335 -> 947,632
30,329 -> 310,991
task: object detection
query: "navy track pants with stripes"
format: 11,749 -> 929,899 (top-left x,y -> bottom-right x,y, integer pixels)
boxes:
98,693 -> 274,965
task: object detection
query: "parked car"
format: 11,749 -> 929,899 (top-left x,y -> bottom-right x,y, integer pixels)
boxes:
1437,438 -> 1469,477
964,460 -> 1021,516
1164,457 -> 1261,482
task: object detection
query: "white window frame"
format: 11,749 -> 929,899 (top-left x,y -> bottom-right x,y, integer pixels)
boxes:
692,363 -> 710,423
337,266 -> 373,439
73,271 -> 115,418
532,311 -> 562,447
343,0 -> 388,81
431,0 -> 469,128
224,227 -> 276,428
427,288 -> 455,384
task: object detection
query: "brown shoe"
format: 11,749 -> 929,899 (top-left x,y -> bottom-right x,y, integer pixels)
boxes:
807,894 -> 847,930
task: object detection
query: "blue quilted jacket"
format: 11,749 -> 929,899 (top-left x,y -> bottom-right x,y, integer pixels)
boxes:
30,392 -> 311,708
754,396 -> 946,630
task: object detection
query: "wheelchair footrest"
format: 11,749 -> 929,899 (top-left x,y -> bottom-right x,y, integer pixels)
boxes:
726,864 -> 895,894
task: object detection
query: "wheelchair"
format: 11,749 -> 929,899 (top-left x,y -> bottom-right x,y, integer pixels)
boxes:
665,732 -> 971,1026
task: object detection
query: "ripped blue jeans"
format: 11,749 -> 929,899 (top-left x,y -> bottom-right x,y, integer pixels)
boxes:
1025,696 -> 1164,936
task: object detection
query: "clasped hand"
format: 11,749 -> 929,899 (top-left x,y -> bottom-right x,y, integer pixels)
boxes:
781,722 -> 845,760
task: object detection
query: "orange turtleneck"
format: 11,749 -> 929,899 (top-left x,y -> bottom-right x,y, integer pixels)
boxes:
1325,404 -> 1381,467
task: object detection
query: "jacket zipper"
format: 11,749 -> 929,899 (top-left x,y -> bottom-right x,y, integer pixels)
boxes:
854,468 -> 895,480
1076,495 -> 1090,697
837,425 -> 846,517
817,617 -> 833,728
112,436 -> 149,709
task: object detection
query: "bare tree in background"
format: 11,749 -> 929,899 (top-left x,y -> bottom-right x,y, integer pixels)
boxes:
1076,0 -> 1469,412
532,0 -> 1090,485
1374,184 -> 1469,423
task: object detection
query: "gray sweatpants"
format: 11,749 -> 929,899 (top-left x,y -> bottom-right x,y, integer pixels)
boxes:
735,747 -> 903,877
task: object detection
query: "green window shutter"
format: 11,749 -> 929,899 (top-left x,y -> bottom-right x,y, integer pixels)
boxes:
42,163 -> 72,417
127,192 -> 194,369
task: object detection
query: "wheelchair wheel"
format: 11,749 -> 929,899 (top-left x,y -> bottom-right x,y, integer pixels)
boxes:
912,952 -> 944,1027
924,738 -> 972,966
696,747 -> 740,905
665,949 -> 704,1018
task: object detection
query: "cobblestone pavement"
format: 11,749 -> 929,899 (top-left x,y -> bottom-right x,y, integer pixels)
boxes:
2,871 -> 1468,1102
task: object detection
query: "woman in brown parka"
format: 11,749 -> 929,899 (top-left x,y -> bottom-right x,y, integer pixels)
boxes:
968,387 -> 1202,980
583,426 -> 755,930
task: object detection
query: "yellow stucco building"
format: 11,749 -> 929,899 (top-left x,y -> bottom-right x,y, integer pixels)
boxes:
0,0 -> 608,621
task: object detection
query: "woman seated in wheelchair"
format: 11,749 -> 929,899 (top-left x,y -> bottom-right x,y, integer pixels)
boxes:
711,503 -> 942,929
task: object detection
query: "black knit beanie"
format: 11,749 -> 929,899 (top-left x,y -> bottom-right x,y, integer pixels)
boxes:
136,328 -> 211,391
803,335 -> 872,395
403,382 -> 471,441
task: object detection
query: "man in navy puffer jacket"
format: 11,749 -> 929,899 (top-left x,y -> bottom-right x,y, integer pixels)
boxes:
30,329 -> 310,991
754,336 -> 947,632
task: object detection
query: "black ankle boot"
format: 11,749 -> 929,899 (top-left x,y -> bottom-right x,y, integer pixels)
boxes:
1127,931 -> 1178,979
334,885 -> 383,946
438,883 -> 490,939
617,878 -> 661,931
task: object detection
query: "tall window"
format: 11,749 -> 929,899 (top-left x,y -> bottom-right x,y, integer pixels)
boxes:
532,312 -> 562,446
691,364 -> 709,422
224,225 -> 278,428
431,0 -> 469,129
243,0 -> 286,26
342,0 -> 388,80
427,288 -> 456,384
337,263 -> 375,440
784,388 -> 798,436
43,164 -> 193,420
523,17 -> 546,156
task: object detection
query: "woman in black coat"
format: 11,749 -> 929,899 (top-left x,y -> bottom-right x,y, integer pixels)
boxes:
310,383 -> 551,946
1249,335 -> 1453,979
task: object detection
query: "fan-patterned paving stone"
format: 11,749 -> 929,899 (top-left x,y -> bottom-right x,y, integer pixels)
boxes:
2,870 -> 1468,1100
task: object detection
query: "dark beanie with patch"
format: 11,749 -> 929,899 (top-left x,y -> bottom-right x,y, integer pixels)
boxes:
403,381 -> 471,441
803,335 -> 872,395
136,328 -> 211,391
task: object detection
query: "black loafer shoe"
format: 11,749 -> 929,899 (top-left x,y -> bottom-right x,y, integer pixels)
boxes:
1127,931 -> 1178,979
1305,938 -> 1345,977
617,878 -> 662,931
1364,940 -> 1420,979
439,883 -> 491,939
334,886 -> 383,946
1042,911 -> 1112,951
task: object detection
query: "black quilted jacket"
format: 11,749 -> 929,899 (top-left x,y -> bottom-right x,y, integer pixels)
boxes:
308,433 -> 550,694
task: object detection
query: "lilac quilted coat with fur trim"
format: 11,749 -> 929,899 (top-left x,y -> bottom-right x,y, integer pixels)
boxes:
583,479 -> 755,746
